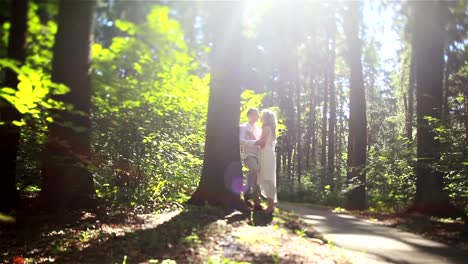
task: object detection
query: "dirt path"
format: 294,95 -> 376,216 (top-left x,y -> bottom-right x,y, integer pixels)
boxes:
278,202 -> 467,264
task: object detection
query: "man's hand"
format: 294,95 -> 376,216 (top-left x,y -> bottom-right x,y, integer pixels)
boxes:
255,140 -> 265,148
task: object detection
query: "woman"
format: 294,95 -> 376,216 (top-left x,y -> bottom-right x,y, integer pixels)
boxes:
255,109 -> 278,213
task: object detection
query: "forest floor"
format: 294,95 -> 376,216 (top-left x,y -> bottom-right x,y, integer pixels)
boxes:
1,201 -> 364,264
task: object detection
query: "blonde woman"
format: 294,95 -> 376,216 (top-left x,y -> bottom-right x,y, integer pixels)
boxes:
255,109 -> 278,213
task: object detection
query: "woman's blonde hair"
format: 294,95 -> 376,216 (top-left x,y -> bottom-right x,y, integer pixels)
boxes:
261,109 -> 277,139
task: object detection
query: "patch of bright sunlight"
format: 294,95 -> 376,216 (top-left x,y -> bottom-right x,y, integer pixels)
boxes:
208,256 -> 251,264
329,234 -> 414,251
430,217 -> 461,224
333,207 -> 347,213
303,214 -> 326,220
233,228 -> 279,246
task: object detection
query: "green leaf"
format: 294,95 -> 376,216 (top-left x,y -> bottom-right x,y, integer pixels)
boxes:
12,120 -> 26,127
0,87 -> 16,94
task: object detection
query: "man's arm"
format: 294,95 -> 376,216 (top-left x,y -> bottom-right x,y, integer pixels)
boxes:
239,126 -> 256,146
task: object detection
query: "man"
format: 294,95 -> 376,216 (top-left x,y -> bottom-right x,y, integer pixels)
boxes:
239,108 -> 262,210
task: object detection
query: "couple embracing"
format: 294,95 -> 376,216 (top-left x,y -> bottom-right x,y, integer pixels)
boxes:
239,108 -> 277,214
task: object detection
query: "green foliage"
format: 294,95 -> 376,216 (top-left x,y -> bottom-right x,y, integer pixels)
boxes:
0,60 -> 68,126
366,136 -> 416,212
91,5 -> 209,206
240,89 -> 265,124
240,89 -> 286,137
1,2 -> 61,188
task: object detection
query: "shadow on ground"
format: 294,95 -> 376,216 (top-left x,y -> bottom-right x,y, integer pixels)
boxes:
2,202 -> 327,263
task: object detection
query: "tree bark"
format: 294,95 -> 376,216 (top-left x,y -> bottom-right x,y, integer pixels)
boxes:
41,0 -> 96,211
344,2 -> 367,210
0,0 -> 28,213
188,2 -> 247,212
412,1 -> 452,216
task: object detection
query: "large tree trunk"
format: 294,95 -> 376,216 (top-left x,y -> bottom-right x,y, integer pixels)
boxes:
412,1 -> 452,216
327,11 -> 337,190
188,2 -> 247,212
0,0 -> 29,213
41,0 -> 96,211
344,2 -> 367,210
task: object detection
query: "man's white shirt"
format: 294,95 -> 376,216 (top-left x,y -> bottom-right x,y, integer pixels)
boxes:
239,122 -> 261,160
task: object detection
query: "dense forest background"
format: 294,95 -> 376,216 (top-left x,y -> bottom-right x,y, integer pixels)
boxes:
0,0 -> 467,218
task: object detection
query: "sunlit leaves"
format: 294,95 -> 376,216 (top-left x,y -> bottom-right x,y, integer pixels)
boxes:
91,5 -> 209,205
26,2 -> 57,70
115,20 -> 136,35
0,59 -> 69,125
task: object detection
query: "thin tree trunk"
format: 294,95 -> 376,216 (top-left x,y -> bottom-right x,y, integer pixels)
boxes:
412,1 -> 452,216
327,12 -> 337,190
307,78 -> 317,173
407,48 -> 416,140
320,64 -> 328,185
0,0 -> 29,213
344,2 -> 367,210
188,2 -> 247,212
442,47 -> 450,122
296,60 -> 302,181
336,83 -> 344,191
464,93 -> 468,158
311,112 -> 317,178
41,0 -> 96,211
285,87 -> 295,180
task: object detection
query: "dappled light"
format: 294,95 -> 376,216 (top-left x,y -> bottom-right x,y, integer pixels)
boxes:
0,0 -> 467,263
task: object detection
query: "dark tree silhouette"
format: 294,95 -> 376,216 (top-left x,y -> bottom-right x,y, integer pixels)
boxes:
188,2 -> 247,212
344,2 -> 367,210
412,1 -> 452,215
41,0 -> 96,210
0,0 -> 29,213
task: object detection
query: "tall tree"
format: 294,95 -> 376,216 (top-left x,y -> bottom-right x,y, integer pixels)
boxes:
0,0 -> 29,213
188,2 -> 247,212
407,49 -> 415,141
295,62 -> 302,180
412,1 -> 452,215
327,8 -> 337,190
320,62 -> 328,184
41,0 -> 96,210
344,2 -> 367,210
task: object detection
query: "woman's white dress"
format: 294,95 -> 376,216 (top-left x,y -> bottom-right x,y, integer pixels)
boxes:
258,126 -> 277,202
